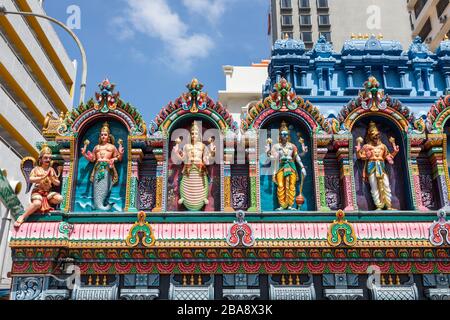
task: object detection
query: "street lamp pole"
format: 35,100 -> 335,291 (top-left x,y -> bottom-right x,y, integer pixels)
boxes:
0,6 -> 87,106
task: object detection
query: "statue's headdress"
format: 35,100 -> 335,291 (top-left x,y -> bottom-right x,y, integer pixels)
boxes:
99,122 -> 115,144
279,121 -> 290,142
190,121 -> 201,135
366,121 -> 380,142
38,143 -> 52,165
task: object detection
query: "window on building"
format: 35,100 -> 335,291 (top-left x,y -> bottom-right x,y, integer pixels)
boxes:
318,14 -> 330,26
281,0 -> 292,9
437,0 -> 449,18
300,15 -> 312,25
302,31 -> 313,43
299,0 -> 310,9
419,18 -> 432,42
320,31 -> 332,42
414,0 -> 427,19
282,32 -> 294,39
281,15 -> 293,26
317,0 -> 329,9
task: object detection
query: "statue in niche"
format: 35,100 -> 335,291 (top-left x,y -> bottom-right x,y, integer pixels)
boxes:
15,144 -> 63,227
172,121 -> 216,211
265,121 -> 308,211
356,121 -> 400,210
81,122 -> 124,211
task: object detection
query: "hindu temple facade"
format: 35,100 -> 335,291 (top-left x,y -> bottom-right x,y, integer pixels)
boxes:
5,35 -> 450,300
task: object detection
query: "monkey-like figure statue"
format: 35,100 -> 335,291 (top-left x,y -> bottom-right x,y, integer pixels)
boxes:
356,121 -> 400,210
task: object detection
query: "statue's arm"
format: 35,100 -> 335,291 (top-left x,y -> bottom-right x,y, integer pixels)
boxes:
116,146 -> 124,162
50,168 -> 61,187
356,147 -> 368,160
82,146 -> 96,163
294,146 -> 307,176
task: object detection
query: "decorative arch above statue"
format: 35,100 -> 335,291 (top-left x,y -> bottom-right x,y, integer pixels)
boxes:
338,76 -> 426,212
243,78 -> 337,134
149,78 -> 236,136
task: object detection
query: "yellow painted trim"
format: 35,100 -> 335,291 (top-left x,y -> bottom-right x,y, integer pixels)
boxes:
0,63 -> 45,125
14,1 -> 74,90
0,15 -> 69,113
0,114 -> 39,159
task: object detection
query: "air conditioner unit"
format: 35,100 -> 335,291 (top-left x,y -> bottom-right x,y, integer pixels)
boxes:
425,36 -> 432,43
440,15 -> 448,23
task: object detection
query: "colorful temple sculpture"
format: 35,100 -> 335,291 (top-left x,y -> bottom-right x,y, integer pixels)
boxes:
6,35 -> 450,300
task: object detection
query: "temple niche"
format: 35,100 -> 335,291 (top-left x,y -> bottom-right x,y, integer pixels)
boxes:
352,117 -> 411,211
243,78 -> 337,212
426,94 -> 450,209
149,79 -> 236,212
339,77 -> 425,211
75,120 -> 127,212
56,79 -> 147,213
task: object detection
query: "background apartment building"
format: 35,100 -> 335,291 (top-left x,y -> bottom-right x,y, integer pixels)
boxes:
408,0 -> 450,51
0,0 -> 77,297
270,0 -> 413,51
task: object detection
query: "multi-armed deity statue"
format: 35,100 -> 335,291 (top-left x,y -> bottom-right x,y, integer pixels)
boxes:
266,121 -> 308,211
15,145 -> 63,227
81,122 -> 125,211
172,121 -> 216,211
356,122 -> 400,210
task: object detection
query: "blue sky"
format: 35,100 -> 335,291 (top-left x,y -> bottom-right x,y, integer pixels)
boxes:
44,0 -> 271,122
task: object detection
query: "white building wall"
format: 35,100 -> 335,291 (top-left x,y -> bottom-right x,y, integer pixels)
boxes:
3,0 -> 73,107
219,65 -> 268,122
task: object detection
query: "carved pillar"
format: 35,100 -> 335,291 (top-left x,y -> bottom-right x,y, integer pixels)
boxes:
414,69 -> 424,94
59,139 -> 74,213
301,71 -> 307,87
409,134 -> 427,211
316,134 -> 332,211
125,147 -> 143,212
293,66 -> 301,88
425,134 -> 450,207
334,134 -> 357,211
247,130 -> 258,212
316,68 -> 324,94
345,67 -> 355,88
224,131 -> 235,212
151,137 -> 166,213
398,67 -> 407,88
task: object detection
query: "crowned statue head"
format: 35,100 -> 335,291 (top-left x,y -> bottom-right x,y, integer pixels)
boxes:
190,121 -> 201,144
279,121 -> 291,144
38,143 -> 52,167
99,122 -> 115,145
366,121 -> 381,144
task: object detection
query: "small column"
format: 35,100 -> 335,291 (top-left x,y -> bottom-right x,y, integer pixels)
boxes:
398,67 -> 407,88
345,67 -> 355,88
59,142 -> 74,213
152,154 -> 165,213
301,71 -> 307,87
409,137 -> 427,211
125,148 -> 143,212
444,70 -> 450,92
223,131 -> 235,212
414,69 -> 424,94
316,136 -> 332,211
316,68 -> 324,94
334,135 -> 357,211
426,134 -> 450,208
247,131 -> 258,212
293,66 -> 301,88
